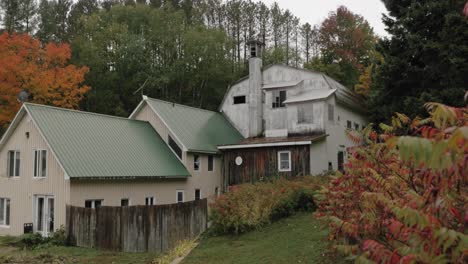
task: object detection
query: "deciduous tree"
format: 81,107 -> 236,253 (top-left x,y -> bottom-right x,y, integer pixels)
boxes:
0,32 -> 90,129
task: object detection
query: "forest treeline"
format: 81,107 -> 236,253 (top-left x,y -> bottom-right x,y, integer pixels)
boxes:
0,0 -> 467,131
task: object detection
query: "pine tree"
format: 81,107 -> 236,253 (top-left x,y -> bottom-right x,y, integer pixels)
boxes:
370,0 -> 468,123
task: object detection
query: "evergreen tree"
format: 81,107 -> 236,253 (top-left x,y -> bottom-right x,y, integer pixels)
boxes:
370,0 -> 468,123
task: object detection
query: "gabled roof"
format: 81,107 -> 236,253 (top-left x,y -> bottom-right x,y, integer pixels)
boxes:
284,89 -> 336,104
131,97 -> 244,153
0,103 -> 190,179
222,63 -> 366,112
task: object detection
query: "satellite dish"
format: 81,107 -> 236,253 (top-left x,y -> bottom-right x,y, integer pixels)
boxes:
17,90 -> 29,103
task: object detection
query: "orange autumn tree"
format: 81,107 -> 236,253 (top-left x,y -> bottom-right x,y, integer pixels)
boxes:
0,32 -> 90,129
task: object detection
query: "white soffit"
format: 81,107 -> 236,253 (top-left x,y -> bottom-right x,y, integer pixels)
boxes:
284,88 -> 336,104
262,80 -> 303,90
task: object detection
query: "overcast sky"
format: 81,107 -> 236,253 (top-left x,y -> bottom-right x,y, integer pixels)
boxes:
259,0 -> 390,37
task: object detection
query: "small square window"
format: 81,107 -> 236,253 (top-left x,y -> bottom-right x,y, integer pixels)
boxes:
233,96 -> 246,104
208,155 -> 214,171
347,121 -> 352,129
85,200 -> 102,209
195,189 -> 201,200
145,197 -> 155,205
193,155 -> 200,171
176,190 -> 184,203
278,151 -> 291,172
354,123 -> 359,130
121,199 -> 129,207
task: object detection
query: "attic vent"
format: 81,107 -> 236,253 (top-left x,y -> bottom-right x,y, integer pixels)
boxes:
233,96 -> 246,105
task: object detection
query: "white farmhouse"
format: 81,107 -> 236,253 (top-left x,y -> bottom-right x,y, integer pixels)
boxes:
218,40 -> 367,185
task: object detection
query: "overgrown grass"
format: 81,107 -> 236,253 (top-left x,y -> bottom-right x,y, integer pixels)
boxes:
153,239 -> 197,264
183,213 -> 343,264
0,237 -> 160,264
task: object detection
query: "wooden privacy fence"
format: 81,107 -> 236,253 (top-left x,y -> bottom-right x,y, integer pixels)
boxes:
66,199 -> 208,253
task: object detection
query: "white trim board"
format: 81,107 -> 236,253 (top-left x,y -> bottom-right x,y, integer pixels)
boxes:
218,141 -> 311,150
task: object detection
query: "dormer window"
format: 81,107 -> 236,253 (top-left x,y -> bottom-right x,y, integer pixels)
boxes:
272,90 -> 286,108
233,96 -> 246,105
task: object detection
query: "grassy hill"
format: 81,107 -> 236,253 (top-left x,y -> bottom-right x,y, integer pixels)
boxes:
183,213 -> 341,264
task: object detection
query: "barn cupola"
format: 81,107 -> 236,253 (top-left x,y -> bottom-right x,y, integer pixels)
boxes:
247,39 -> 265,137
248,39 -> 264,58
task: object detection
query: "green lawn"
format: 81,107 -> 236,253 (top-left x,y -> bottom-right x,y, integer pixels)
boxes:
183,213 -> 341,264
0,213 -> 338,264
0,236 -> 159,264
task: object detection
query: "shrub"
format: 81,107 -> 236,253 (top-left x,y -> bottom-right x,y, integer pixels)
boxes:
16,227 -> 67,249
315,103 -> 467,263
210,177 -> 322,234
17,233 -> 46,249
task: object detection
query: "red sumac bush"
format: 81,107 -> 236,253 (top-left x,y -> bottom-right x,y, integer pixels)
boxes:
315,103 -> 468,263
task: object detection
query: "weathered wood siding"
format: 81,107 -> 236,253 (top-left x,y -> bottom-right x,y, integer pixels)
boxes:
222,145 -> 310,187
66,199 -> 208,253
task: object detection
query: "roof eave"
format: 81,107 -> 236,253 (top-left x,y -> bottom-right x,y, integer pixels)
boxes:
0,105 -> 27,152
69,175 -> 191,181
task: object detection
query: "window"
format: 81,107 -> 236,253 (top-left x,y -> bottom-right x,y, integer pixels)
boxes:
354,122 -> 360,130
145,197 -> 155,206
328,104 -> 334,121
338,151 -> 345,172
193,155 -> 200,171
233,96 -> 246,104
195,189 -> 201,200
168,136 -> 182,159
278,151 -> 291,172
7,151 -> 20,177
176,190 -> 184,203
85,200 -> 102,209
346,121 -> 352,129
33,150 -> 47,178
272,90 -> 287,108
121,199 -> 129,207
208,155 -> 214,171
297,104 -> 314,124
0,198 -> 10,226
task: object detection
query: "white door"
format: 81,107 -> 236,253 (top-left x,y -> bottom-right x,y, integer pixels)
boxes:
34,195 -> 54,237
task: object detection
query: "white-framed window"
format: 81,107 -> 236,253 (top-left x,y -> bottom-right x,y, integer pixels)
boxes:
0,198 -> 10,227
7,150 -> 20,177
145,197 -> 155,206
195,189 -> 201,200
328,104 -> 334,121
272,90 -> 287,108
278,151 -> 292,172
193,155 -> 200,171
121,198 -> 130,207
33,150 -> 47,178
354,122 -> 360,130
85,200 -> 102,209
176,190 -> 184,203
346,121 -> 352,129
208,155 -> 214,171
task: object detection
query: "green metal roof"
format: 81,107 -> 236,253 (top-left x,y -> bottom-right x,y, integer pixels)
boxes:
144,98 -> 244,153
25,103 -> 190,179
